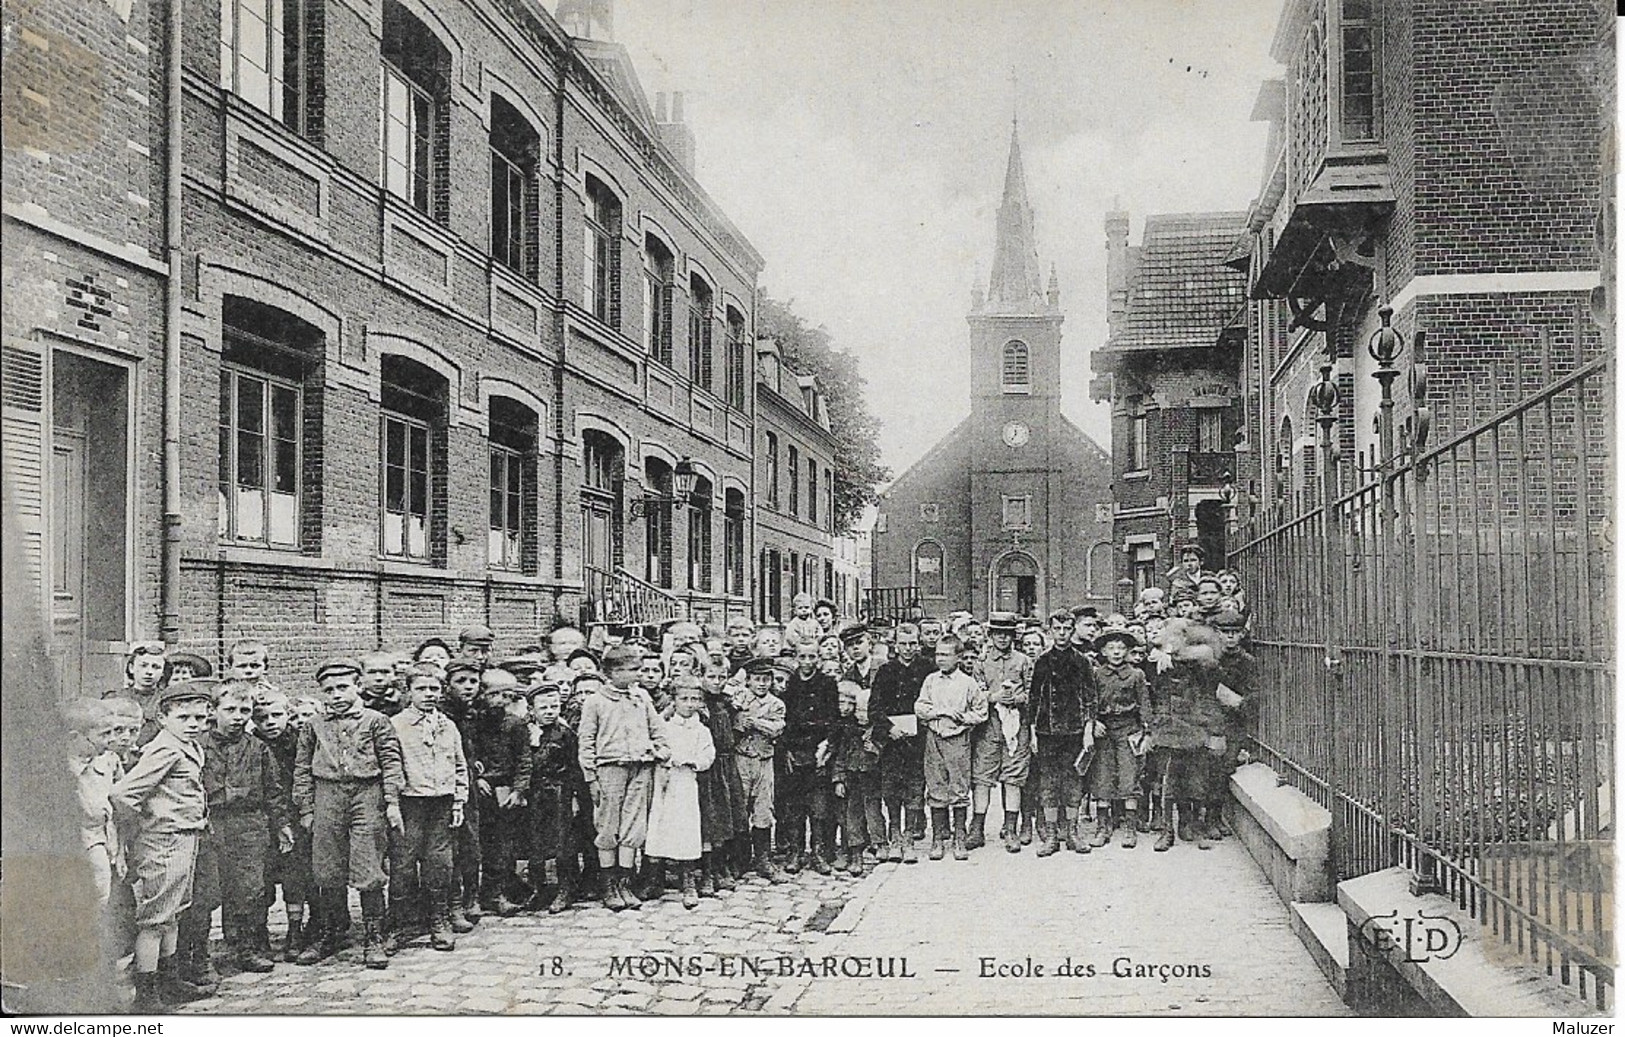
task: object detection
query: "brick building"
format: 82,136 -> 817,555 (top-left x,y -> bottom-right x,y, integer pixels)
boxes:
1089,212 -> 1253,608
752,337 -> 848,623
4,0 -> 766,693
1233,0 -> 1611,525
870,129 -> 1114,619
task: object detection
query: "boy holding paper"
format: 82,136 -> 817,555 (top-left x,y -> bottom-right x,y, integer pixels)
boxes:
868,623 -> 934,863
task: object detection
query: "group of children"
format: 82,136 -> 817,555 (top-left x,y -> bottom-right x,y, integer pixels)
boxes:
67,560 -> 1255,1012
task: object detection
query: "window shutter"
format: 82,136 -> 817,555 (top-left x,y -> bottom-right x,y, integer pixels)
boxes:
2,342 -> 50,617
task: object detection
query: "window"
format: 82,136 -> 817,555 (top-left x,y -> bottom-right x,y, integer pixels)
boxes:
914,540 -> 944,598
764,432 -> 779,509
823,468 -> 834,532
581,430 -> 624,578
583,176 -> 621,324
688,274 -> 714,390
217,298 -> 320,549
220,0 -> 312,133
644,458 -> 673,589
380,2 -> 449,220
789,551 -> 800,598
488,397 -> 537,572
644,235 -> 674,366
380,355 -> 447,561
787,445 -> 799,517
1001,340 -> 1031,393
1131,542 -> 1156,598
1126,395 -> 1148,471
688,475 -> 713,592
1197,409 -> 1224,453
724,307 -> 747,408
1001,494 -> 1031,530
724,488 -> 745,596
490,96 -> 540,279
823,558 -> 834,601
807,458 -> 817,525
1340,0 -> 1378,142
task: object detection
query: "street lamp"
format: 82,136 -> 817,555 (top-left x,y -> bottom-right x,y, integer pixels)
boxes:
628,457 -> 698,517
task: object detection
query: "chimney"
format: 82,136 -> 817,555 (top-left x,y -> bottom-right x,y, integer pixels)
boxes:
657,89 -> 697,173
1105,210 -> 1131,340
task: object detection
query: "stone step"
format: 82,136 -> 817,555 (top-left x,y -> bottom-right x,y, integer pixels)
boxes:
1291,900 -> 1350,1000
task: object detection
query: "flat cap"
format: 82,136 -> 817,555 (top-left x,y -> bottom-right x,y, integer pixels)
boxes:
498,652 -> 545,674
741,656 -> 778,677
159,679 -> 220,709
1210,607 -> 1247,631
837,620 -> 870,644
314,657 -> 362,682
458,624 -> 495,645
443,658 -> 483,678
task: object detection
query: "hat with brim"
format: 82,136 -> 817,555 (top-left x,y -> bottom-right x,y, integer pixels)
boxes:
986,611 -> 1020,633
443,658 -> 482,679
837,620 -> 870,645
742,656 -> 777,677
1095,629 -> 1141,652
498,653 -> 545,674
167,652 -> 214,677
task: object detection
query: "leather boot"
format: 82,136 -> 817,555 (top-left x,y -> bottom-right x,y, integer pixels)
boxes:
1035,820 -> 1059,857
928,830 -> 946,861
696,856 -> 716,898
184,937 -> 220,994
232,921 -> 275,973
428,890 -> 456,951
1072,814 -> 1092,855
847,847 -> 868,877
811,823 -> 834,875
680,866 -> 699,910
448,899 -> 475,933
713,849 -> 737,892
965,813 -> 986,851
600,868 -> 628,911
1153,810 -> 1175,852
1002,815 -> 1021,854
461,885 -> 484,923
131,971 -> 169,1014
282,917 -> 305,963
294,917 -> 334,965
950,809 -> 969,861
360,918 -> 388,970
753,830 -> 783,883
1090,813 -> 1112,848
1019,812 -> 1034,845
902,832 -> 919,864
548,874 -> 575,914
158,953 -> 207,1004
1120,814 -> 1139,849
617,868 -> 643,910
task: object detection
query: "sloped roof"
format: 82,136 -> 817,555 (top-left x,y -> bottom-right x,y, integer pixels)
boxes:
985,126 -> 1047,314
1104,212 -> 1249,353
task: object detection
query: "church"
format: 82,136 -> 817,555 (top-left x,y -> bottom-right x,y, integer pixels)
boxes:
869,129 -> 1115,619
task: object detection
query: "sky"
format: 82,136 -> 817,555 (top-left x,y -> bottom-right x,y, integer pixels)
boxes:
605,0 -> 1285,480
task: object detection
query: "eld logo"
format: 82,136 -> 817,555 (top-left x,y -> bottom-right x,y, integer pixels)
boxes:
1359,910 -> 1463,964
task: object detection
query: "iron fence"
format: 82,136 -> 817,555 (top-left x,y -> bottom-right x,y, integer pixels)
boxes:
1231,354 -> 1614,1009
862,586 -> 921,622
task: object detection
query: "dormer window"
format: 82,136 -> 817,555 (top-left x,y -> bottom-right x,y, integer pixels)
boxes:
1001,340 -> 1031,394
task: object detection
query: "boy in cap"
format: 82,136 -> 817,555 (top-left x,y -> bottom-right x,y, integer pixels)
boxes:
577,648 -> 670,910
167,652 -> 214,682
723,616 -> 756,674
914,636 -> 988,861
778,638 -> 839,874
293,659 -> 406,968
440,658 -> 484,927
971,612 -> 1033,853
359,651 -> 405,717
839,621 -> 880,690
473,668 -> 532,916
387,663 -> 468,952
1029,618 -> 1098,856
111,680 -> 215,1011
731,656 -> 786,881
1208,607 -> 1257,840
1168,544 -> 1205,598
523,683 -> 583,913
868,621 -> 934,862
459,624 -> 496,669
1089,627 -> 1151,849
830,680 -> 882,876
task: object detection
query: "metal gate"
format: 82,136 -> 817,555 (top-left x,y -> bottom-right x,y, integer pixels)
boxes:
1231,348 -> 1614,1008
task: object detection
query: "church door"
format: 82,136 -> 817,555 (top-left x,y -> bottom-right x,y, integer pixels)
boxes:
992,552 -> 1040,617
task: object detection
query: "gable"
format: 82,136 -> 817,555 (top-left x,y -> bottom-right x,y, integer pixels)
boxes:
879,417 -> 973,503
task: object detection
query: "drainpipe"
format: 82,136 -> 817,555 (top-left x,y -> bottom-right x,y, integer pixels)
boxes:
159,0 -> 184,644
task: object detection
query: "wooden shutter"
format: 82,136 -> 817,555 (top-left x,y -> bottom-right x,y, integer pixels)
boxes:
2,341 -> 50,618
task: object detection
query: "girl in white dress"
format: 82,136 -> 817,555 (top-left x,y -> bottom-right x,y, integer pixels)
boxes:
644,680 -> 716,908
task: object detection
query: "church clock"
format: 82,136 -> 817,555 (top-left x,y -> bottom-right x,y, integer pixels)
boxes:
1002,421 -> 1030,448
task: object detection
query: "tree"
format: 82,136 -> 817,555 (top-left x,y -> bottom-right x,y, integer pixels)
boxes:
756,292 -> 889,532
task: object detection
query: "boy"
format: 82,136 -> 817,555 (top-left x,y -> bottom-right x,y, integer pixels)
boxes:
576,649 -> 670,910
972,612 -> 1033,854
839,621 -> 880,690
226,639 -> 274,690
200,681 -> 290,974
441,658 -> 484,928
360,651 -> 405,717
1193,575 -> 1224,619
293,659 -> 406,969
110,680 -> 215,1012
459,624 -> 496,670
253,688 -> 315,961
65,700 -> 124,910
547,624 -> 587,665
868,622 -> 934,863
473,668 -> 531,916
784,592 -> 823,651
1028,621 -> 1097,856
1090,628 -> 1151,849
913,637 -> 988,861
731,657 -> 786,882
778,639 -> 838,874
389,664 -> 469,952
524,685 -> 582,914
830,680 -> 881,877
167,652 -> 214,681
723,616 -> 756,674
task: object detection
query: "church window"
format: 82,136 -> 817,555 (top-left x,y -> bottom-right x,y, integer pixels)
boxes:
914,540 -> 944,599
1001,341 -> 1031,394
1001,494 -> 1031,531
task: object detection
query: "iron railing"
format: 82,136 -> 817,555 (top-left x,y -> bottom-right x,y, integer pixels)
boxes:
582,566 -> 683,628
1231,353 -> 1614,1009
862,586 -> 921,622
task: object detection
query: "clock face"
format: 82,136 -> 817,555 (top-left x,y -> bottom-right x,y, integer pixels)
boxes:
1002,421 -> 1030,448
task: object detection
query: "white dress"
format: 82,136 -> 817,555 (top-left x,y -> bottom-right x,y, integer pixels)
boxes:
644,712 -> 716,862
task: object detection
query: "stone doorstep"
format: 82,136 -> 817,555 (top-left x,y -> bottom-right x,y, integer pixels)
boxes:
1337,866 -> 1606,1019
1230,763 -> 1332,861
1292,901 -> 1352,1000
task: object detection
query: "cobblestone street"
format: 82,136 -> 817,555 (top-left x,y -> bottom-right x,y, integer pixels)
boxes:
183,834 -> 1348,1016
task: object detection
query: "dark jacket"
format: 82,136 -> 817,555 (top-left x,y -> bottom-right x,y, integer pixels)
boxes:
203,728 -> 289,830
781,670 -> 839,764
1149,660 -> 1226,750
1029,643 -> 1097,737
868,656 -> 935,747
474,711 -> 531,788
830,713 -> 878,782
524,721 -> 581,793
1093,661 -> 1150,719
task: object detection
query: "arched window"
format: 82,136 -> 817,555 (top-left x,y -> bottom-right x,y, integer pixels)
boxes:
644,234 -> 675,366
644,457 -> 673,589
380,353 -> 448,562
723,488 -> 746,597
688,274 -> 714,390
487,396 -> 537,573
380,0 -> 451,221
724,306 -> 747,408
914,540 -> 945,598
490,95 -> 540,279
581,429 -> 624,581
1001,340 -> 1031,393
583,175 -> 621,324
687,473 -> 713,592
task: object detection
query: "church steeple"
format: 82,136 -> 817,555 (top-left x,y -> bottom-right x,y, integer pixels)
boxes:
983,124 -> 1049,314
